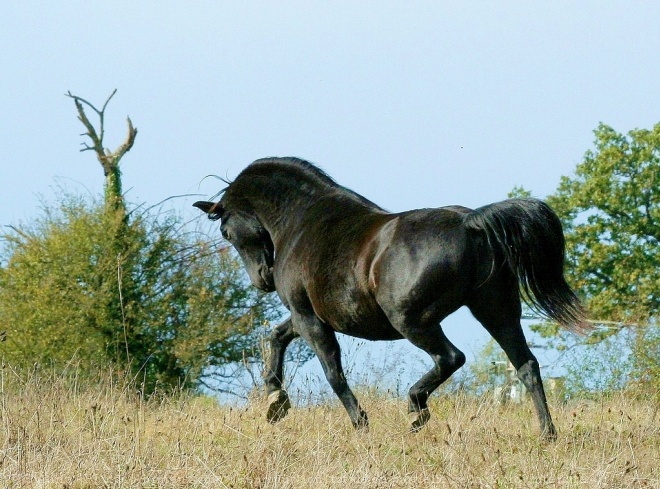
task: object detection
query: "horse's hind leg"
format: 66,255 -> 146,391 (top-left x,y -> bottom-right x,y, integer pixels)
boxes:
263,317 -> 297,423
393,319 -> 466,432
467,285 -> 558,440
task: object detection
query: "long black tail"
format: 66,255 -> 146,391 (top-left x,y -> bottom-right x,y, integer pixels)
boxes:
465,198 -> 590,334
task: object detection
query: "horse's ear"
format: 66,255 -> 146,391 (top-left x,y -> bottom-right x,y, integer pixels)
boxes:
193,201 -> 223,220
193,201 -> 215,213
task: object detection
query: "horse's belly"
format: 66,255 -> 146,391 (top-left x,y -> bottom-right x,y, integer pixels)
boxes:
307,273 -> 402,340
326,309 -> 403,341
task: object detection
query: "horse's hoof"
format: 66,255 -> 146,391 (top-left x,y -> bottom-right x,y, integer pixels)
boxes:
409,408 -> 431,433
353,409 -> 369,431
266,389 -> 291,423
542,425 -> 558,442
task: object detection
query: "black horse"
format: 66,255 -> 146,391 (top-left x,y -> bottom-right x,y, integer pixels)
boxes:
194,157 -> 589,440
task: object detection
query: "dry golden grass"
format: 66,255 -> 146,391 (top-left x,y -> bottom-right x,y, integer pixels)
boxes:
1,365 -> 658,488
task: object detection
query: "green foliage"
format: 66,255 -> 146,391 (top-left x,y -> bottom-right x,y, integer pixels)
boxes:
537,122 -> 660,394
547,122 -> 660,324
0,191 -> 281,394
507,185 -> 532,199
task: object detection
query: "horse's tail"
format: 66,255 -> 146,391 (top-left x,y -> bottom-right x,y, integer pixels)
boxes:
465,198 -> 591,334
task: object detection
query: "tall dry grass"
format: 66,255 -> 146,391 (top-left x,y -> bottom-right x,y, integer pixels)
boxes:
1,364 -> 658,488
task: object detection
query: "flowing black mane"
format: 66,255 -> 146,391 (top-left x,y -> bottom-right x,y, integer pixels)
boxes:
235,157 -> 385,211
204,158 -> 334,220
248,157 -> 338,188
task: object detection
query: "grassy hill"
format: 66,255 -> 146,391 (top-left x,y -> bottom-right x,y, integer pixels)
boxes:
1,366 -> 658,488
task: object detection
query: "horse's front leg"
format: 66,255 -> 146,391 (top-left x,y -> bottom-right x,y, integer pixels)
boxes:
292,311 -> 368,430
263,317 -> 298,423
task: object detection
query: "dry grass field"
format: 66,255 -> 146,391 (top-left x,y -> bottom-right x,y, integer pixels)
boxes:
1,365 -> 658,488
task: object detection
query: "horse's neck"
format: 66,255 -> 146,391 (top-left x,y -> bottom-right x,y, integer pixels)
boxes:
251,178 -> 332,239
245,170 -> 381,244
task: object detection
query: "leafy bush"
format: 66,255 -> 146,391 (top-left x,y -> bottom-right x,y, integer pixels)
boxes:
0,190 -> 281,394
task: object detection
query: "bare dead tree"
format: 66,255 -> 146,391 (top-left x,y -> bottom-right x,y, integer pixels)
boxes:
66,89 -> 138,211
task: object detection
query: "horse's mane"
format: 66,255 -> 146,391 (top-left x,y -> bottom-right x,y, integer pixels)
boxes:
244,157 -> 386,211
205,159 -> 317,204
248,157 -> 338,187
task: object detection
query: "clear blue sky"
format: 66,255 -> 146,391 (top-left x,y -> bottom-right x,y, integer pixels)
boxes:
2,2 -> 659,392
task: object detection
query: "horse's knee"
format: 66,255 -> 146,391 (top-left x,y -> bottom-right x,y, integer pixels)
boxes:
435,349 -> 466,378
263,319 -> 297,390
448,350 -> 467,372
408,350 -> 466,407
271,321 -> 295,345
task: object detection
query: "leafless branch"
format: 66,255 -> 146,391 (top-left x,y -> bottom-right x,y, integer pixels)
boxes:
135,193 -> 207,216
116,116 -> 137,159
65,90 -> 137,175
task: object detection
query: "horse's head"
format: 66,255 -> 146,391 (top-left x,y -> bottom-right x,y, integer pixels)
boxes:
194,200 -> 275,293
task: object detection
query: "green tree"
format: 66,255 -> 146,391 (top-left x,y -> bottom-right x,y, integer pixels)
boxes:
548,123 -> 660,323
0,92 -> 282,394
542,122 -> 660,393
